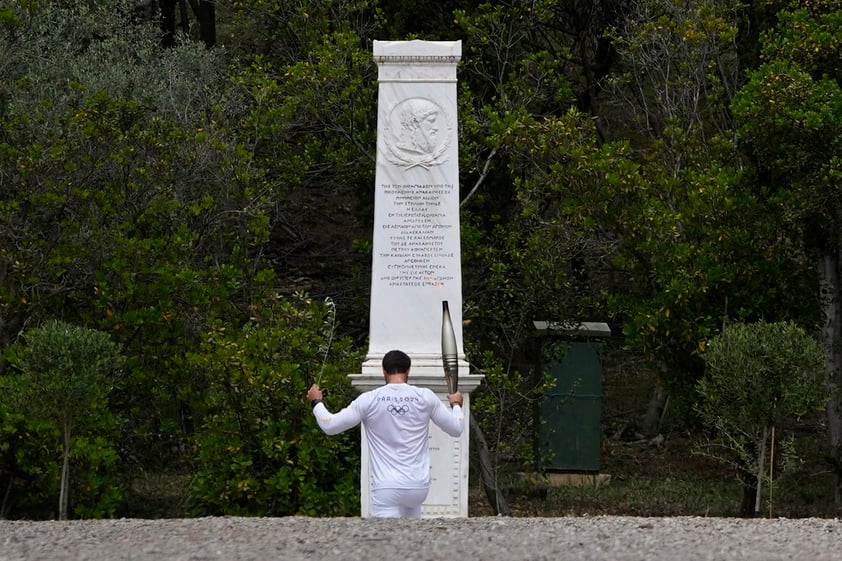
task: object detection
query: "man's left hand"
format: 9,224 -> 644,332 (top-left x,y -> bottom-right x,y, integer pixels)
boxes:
447,391 -> 463,408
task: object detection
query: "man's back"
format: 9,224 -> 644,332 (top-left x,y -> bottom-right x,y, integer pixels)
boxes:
355,383 -> 443,489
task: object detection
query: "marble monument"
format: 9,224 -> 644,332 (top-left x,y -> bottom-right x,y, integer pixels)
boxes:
350,40 -> 483,518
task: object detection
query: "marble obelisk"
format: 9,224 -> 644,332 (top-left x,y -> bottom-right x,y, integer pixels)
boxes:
349,40 -> 483,518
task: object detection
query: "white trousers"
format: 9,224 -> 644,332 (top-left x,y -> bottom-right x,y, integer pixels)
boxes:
370,487 -> 429,519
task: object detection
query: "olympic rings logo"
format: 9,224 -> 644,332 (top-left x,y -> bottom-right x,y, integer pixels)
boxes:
387,404 -> 409,416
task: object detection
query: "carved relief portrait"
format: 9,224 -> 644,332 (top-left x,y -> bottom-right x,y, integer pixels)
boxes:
383,97 -> 452,169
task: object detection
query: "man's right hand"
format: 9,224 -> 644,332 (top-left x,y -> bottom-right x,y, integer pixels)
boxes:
307,384 -> 323,402
447,391 -> 463,408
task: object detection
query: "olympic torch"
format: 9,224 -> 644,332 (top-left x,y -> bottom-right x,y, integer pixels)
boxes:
441,300 -> 459,394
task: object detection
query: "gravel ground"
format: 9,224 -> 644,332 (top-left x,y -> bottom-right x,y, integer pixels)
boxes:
1,516 -> 840,561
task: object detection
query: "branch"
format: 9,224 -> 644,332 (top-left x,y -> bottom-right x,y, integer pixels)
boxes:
461,147 -> 498,208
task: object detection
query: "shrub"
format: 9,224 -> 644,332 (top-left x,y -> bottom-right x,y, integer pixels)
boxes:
188,294 -> 361,516
0,410 -> 60,519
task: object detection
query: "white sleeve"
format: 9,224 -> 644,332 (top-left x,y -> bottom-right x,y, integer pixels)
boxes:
430,398 -> 464,437
312,400 -> 363,435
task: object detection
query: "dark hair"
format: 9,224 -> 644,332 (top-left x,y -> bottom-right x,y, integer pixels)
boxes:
382,350 -> 411,374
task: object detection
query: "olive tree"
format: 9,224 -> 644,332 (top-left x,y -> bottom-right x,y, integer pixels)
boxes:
696,321 -> 829,517
6,320 -> 124,519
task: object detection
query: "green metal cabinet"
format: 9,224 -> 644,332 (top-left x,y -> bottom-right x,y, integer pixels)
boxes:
534,322 -> 609,473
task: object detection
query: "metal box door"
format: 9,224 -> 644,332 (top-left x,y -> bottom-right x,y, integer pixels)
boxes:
540,341 -> 602,471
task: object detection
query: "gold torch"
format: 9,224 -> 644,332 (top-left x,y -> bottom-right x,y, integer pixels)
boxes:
441,300 -> 459,394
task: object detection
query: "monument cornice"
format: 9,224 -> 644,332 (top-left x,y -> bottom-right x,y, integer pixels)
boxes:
374,55 -> 461,64
349,372 -> 484,394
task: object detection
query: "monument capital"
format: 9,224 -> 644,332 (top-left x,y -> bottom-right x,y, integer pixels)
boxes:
374,40 -> 461,83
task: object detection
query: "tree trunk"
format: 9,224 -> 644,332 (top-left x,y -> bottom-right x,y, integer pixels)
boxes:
738,468 -> 757,518
818,251 -> 842,505
768,424 -> 776,518
188,0 -> 216,48
177,0 -> 190,36
160,0 -> 177,47
59,420 -> 71,520
469,411 -> 511,516
1,476 -> 12,518
642,383 -> 668,437
755,424 -> 768,515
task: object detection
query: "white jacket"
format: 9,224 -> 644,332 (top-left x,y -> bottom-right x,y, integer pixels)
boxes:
312,383 -> 464,490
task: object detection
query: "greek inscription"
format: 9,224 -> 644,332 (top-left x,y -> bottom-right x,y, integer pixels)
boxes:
378,183 -> 457,288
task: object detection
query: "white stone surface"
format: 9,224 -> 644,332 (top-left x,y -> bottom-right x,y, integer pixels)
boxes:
363,40 -> 464,375
533,321 -> 612,337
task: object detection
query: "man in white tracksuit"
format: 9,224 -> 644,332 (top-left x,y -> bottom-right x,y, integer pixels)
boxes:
307,349 -> 464,518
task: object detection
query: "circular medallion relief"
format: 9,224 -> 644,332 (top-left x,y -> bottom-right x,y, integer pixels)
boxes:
383,97 -> 452,170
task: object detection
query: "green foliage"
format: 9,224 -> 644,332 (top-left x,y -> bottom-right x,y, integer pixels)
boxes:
0,0 -> 839,519
590,0 -> 818,422
732,1 -> 841,213
468,349 -> 553,479
5,320 -> 124,431
734,61 -> 841,191
64,434 -> 123,519
730,0 -> 842,504
0,408 -> 122,519
0,0 -> 278,471
224,0 -> 380,226
455,5 -> 596,470
226,34 -> 378,210
0,410 -> 60,518
462,108 -> 622,384
227,0 -> 378,63
699,320 -> 828,427
189,294 -> 362,516
732,2 -> 842,218
696,321 -> 829,493
612,160 -> 816,419
606,0 -> 742,149
222,1 -> 379,336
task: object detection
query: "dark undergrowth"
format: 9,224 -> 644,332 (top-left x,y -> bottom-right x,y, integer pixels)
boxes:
469,432 -> 839,519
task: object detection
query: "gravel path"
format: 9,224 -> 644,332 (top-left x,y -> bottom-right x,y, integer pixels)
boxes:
2,516 -> 840,561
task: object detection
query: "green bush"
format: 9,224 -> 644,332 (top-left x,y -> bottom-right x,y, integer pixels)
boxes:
0,409 -> 123,519
67,434 -> 123,519
188,294 -> 361,516
0,410 -> 60,519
